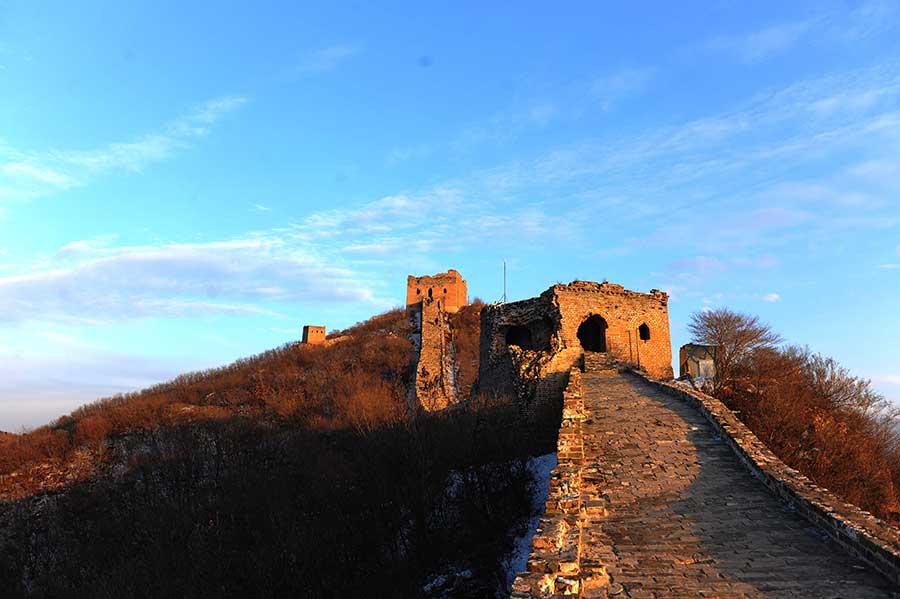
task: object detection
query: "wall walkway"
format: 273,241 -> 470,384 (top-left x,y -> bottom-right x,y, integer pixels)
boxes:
510,355 -> 900,598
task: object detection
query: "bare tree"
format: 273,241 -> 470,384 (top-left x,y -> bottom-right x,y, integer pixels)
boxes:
688,308 -> 782,393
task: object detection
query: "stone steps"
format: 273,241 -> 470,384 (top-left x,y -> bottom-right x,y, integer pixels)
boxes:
582,352 -> 621,376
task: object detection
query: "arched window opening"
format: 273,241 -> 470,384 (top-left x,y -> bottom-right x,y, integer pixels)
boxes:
443,288 -> 447,294
416,288 -> 421,295
577,315 -> 608,352
428,288 -> 433,299
505,325 -> 534,350
639,323 -> 650,341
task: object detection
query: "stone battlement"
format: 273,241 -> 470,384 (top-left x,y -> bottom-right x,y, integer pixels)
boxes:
549,280 -> 669,305
406,269 -> 468,314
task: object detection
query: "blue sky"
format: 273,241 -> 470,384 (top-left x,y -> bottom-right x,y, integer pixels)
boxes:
2,1 -> 900,430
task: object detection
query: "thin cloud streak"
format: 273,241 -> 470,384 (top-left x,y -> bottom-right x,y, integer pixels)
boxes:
0,237 -> 377,325
703,2 -> 898,63
0,96 -> 247,201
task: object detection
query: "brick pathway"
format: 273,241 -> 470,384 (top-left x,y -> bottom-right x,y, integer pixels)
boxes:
580,369 -> 899,598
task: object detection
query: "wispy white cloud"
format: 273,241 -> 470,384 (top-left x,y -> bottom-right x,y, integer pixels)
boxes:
0,95 -> 247,201
591,67 -> 654,110
762,293 -> 781,303
0,236 -> 377,325
447,66 -> 655,153
251,204 -> 272,212
1,162 -> 76,188
704,2 -> 899,63
709,21 -> 812,63
298,44 -> 359,74
386,143 -> 433,165
0,172 -> 570,327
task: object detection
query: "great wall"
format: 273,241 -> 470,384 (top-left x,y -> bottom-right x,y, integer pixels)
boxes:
403,270 -> 900,598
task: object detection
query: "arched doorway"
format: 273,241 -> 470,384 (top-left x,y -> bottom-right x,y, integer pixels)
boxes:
577,315 -> 608,352
505,325 -> 533,350
638,323 -> 650,341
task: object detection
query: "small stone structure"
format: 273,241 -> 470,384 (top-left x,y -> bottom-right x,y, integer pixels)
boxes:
301,325 -> 326,345
406,269 -> 468,314
477,281 -> 673,405
679,343 -> 717,379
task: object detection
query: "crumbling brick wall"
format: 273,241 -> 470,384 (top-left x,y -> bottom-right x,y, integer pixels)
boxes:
412,297 -> 456,411
475,281 -> 673,406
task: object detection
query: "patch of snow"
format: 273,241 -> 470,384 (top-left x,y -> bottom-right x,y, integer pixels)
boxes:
505,452 -> 557,586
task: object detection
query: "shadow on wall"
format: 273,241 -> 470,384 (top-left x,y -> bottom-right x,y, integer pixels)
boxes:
504,318 -> 553,352
595,376 -> 897,596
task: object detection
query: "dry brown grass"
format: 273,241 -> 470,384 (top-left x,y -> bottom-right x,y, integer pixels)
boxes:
0,308 -> 414,479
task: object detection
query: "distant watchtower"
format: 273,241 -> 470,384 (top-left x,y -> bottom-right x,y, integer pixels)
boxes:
302,325 -> 326,345
406,269 -> 468,313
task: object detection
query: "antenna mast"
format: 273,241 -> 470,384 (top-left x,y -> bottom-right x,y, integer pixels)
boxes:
503,258 -> 507,303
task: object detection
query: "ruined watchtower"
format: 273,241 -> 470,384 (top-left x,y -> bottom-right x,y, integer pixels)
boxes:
477,281 -> 673,404
406,269 -> 468,314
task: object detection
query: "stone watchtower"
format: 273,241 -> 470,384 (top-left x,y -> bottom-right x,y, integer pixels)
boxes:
476,281 -> 673,404
406,269 -> 468,314
302,325 -> 326,345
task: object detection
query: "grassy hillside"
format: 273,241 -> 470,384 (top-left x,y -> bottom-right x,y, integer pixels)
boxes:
0,306 -> 561,598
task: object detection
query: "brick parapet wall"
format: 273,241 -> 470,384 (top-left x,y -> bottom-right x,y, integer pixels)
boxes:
632,370 -> 900,588
511,367 -> 587,598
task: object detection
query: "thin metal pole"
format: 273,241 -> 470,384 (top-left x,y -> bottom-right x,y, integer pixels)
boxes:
503,258 -> 507,303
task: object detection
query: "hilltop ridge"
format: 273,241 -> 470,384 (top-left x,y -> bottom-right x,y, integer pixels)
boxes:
0,301 -> 563,598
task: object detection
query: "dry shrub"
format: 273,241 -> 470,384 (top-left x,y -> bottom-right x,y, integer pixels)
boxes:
691,308 -> 900,525
0,304 -> 553,598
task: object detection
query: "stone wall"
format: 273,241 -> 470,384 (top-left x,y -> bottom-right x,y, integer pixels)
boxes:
635,371 -> 900,588
510,358 -> 900,597
510,367 -> 588,598
412,297 -> 456,411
